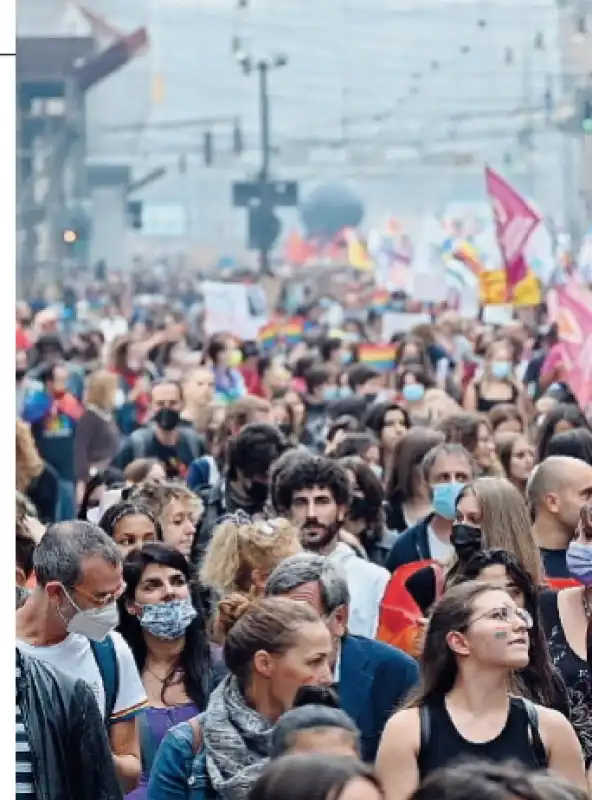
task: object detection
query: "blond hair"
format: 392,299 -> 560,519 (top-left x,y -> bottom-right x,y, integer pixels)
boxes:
85,369 -> 119,410
128,480 -> 204,521
15,420 -> 43,491
200,517 -> 302,596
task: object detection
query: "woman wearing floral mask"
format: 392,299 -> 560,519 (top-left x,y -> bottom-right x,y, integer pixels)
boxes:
539,503 -> 592,770
118,543 -> 214,800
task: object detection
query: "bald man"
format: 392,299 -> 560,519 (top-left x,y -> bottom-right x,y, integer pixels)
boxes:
527,455 -> 592,578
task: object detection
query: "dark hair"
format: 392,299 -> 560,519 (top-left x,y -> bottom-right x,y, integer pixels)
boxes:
207,338 -> 228,366
327,396 -> 369,420
346,363 -> 380,391
332,432 -> 378,461
150,379 -> 183,403
123,458 -> 165,484
409,760 -> 588,800
293,685 -> 340,709
364,401 -> 410,440
545,428 -> 592,466
450,549 -> 566,710
118,543 -> 210,708
77,468 -> 125,520
227,423 -> 288,481
488,404 -> 524,434
36,361 -> 61,386
495,432 -> 524,481
305,366 -> 333,396
537,404 -> 590,462
320,337 -> 343,363
16,531 -> 36,578
326,416 -> 361,445
274,454 -> 352,513
437,413 -> 491,455
396,364 -> 435,391
293,355 -> 316,380
271,700 -> 359,759
385,428 -> 444,505
257,355 -> 272,380
100,501 -> 163,542
339,456 -> 386,546
250,755 -> 382,800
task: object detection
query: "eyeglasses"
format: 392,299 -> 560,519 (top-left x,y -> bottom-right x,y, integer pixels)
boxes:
468,606 -> 533,630
74,582 -> 127,607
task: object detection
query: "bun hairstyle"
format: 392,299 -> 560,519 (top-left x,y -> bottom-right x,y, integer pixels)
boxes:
293,685 -> 340,709
217,594 -> 323,684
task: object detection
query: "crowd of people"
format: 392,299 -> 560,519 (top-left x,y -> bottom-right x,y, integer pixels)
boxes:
13,286 -> 592,800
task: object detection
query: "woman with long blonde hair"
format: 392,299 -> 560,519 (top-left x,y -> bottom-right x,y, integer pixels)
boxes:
15,419 -> 59,522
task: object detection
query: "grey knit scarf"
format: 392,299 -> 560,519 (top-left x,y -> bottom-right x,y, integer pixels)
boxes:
202,675 -> 271,800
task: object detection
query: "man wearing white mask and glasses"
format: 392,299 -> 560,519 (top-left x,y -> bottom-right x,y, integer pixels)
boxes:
16,520 -> 147,793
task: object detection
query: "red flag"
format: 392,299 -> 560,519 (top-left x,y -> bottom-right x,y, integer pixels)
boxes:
484,166 -> 541,292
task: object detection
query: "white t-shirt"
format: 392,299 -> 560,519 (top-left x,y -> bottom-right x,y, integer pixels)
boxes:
327,542 -> 390,639
17,631 -> 147,722
427,524 -> 454,563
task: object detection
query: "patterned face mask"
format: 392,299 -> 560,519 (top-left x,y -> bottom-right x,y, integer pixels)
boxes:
139,598 -> 197,640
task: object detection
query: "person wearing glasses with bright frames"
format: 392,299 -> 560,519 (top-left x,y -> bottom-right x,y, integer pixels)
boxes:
16,520 -> 148,793
376,581 -> 586,800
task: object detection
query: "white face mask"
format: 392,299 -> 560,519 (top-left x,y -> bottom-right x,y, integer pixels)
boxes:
86,507 -> 102,525
61,587 -> 119,642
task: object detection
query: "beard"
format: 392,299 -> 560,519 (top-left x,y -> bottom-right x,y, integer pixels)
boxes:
300,518 -> 340,552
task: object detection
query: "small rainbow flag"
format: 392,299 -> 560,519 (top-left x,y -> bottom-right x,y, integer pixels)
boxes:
452,240 -> 484,276
358,343 -> 396,372
257,322 -> 278,351
279,317 -> 304,346
370,289 -> 392,313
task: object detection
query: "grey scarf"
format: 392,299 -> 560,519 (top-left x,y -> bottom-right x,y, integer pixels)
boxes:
202,675 -> 271,800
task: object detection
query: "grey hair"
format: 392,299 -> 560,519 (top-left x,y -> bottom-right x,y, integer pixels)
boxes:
271,705 -> 359,758
265,553 -> 350,613
33,520 -> 120,588
421,443 -> 473,482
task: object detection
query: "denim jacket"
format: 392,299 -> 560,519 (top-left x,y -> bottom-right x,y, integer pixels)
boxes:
147,718 -> 217,800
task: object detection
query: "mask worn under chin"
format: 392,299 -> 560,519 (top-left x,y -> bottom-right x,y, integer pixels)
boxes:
154,407 -> 181,431
139,598 -> 197,639
451,524 -> 483,561
59,587 -> 119,641
246,480 -> 269,507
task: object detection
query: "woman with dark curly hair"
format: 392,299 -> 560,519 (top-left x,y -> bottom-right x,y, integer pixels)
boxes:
364,402 -> 411,471
536,403 -> 590,463
339,456 -> 392,567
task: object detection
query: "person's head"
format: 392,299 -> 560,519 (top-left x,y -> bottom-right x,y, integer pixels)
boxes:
99,501 -> 163,560
227,423 -> 288,509
397,365 -> 435,404
274,456 -> 351,552
325,416 -> 361,456
455,477 -> 542,584
305,366 -> 336,403
346,364 -> 383,398
495,433 -> 535,490
118,543 -> 210,708
438,413 -> 496,473
216,595 -> 333,719
488,404 -> 524,436
536,403 -> 590,462
123,458 -> 167,485
566,502 -> 592,586
364,402 -> 410,455
339,456 -> 385,543
38,361 -> 69,397
84,369 -> 119,412
410,581 -> 531,705
16,524 -> 36,588
332,433 -> 381,475
200,515 -> 302,597
527,456 -> 592,540
77,467 -> 125,523
385,429 -> 444,505
33,520 -> 123,641
271,700 -> 360,758
250,755 -> 383,800
483,338 -> 514,381
182,366 -> 215,408
546,428 -> 592,466
127,481 -> 204,558
150,380 -> 184,433
408,761 -> 587,800
421,444 -> 474,522
266,553 -> 350,652
15,419 -> 44,493
319,337 -> 346,367
207,337 -> 231,368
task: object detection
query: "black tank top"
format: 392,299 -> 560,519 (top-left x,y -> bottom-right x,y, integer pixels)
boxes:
418,697 -> 546,779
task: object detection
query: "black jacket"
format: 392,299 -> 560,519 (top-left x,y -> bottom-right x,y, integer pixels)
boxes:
385,514 -> 434,573
16,648 -> 123,800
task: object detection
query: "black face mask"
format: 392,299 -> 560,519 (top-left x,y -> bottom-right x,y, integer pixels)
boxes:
16,369 -> 27,382
245,480 -> 269,508
154,407 -> 180,432
349,495 -> 372,522
451,524 -> 483,561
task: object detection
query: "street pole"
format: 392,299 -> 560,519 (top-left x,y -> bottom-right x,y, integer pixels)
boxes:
258,60 -> 272,275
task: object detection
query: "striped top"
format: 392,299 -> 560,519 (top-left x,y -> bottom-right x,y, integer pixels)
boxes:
16,662 -> 36,798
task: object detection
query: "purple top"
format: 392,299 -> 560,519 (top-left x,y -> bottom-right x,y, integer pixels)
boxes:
126,703 -> 198,800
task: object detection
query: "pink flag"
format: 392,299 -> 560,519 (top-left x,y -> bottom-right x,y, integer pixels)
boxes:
547,281 -> 592,412
484,166 -> 541,292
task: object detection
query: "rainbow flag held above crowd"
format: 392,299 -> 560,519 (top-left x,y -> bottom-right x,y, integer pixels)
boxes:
369,289 -> 392,313
358,343 -> 396,372
279,318 -> 305,346
257,322 -> 278,351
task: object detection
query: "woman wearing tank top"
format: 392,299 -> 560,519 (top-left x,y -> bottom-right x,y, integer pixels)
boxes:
376,581 -> 585,800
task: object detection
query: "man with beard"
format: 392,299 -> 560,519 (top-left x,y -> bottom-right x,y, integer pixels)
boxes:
274,453 -> 390,638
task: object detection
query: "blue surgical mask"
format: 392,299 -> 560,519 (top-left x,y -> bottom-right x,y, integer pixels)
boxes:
139,598 -> 197,640
340,351 -> 352,365
491,361 -> 511,380
402,383 -> 425,403
566,542 -> 592,586
371,464 -> 383,480
432,482 -> 466,521
323,386 -> 340,402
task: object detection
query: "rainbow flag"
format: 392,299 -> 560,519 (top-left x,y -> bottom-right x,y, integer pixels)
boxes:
279,317 -> 304,346
452,240 -> 484,276
370,289 -> 391,313
358,343 -> 396,372
257,322 -> 278,351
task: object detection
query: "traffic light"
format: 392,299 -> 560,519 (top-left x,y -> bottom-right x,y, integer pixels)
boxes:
61,209 -> 90,260
248,205 -> 281,251
582,99 -> 592,134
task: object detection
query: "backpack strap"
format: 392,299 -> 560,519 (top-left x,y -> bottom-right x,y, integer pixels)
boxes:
90,636 -> 120,726
521,698 -> 548,768
418,705 -> 431,757
189,717 -> 203,755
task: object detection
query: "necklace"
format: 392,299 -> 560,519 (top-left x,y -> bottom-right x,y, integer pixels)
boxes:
145,664 -> 182,684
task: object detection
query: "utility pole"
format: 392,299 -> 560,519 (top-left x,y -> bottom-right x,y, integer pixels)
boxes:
258,60 -> 272,274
